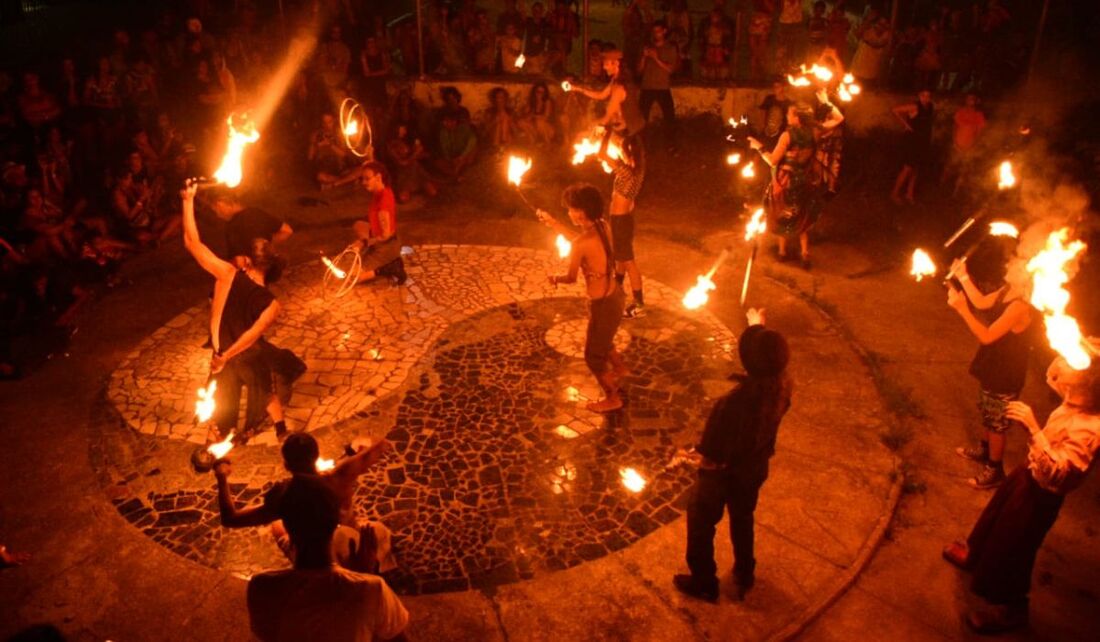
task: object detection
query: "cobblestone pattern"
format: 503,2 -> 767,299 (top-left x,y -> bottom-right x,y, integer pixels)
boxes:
96,245 -> 741,592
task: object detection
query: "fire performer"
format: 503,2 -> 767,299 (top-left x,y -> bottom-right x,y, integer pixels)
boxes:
568,46 -> 647,137
352,162 -> 407,286
674,309 -> 792,602
537,184 -> 628,413
748,90 -> 843,270
181,181 -> 304,442
203,190 -> 293,267
942,353 -> 1100,633
598,132 -> 647,319
947,239 -> 1039,489
215,433 -> 397,574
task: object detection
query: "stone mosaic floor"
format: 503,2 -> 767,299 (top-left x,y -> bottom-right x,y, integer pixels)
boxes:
93,245 -> 744,593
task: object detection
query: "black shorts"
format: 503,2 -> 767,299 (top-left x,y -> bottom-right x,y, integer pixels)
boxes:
611,214 -> 635,262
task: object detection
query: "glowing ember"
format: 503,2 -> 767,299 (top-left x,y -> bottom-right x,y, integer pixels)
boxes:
787,74 -> 811,87
507,155 -> 533,187
322,255 -> 346,279
997,160 -> 1016,190
207,432 -> 234,459
744,208 -> 767,241
195,380 -> 218,423
842,73 -> 854,84
727,116 -> 748,128
555,234 -> 572,259
683,274 -> 717,309
1027,229 -> 1091,370
571,129 -> 619,174
910,249 -> 936,281
344,119 -> 360,137
848,83 -> 861,95
837,85 -> 853,102
565,386 -> 588,402
808,63 -> 833,82
988,221 -> 1020,238
212,114 -> 260,188
514,53 -> 526,68
553,424 -> 580,439
315,457 -> 335,472
740,162 -> 756,179
620,467 -> 647,493
561,80 -> 572,92
726,153 -> 741,165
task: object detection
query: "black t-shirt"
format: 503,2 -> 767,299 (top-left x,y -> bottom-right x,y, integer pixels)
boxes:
225,208 -> 282,260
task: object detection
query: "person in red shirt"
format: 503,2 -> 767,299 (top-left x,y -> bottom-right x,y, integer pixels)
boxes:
943,92 -> 987,197
353,162 -> 407,285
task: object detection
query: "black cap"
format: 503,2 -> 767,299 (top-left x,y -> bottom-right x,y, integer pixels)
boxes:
738,325 -> 790,377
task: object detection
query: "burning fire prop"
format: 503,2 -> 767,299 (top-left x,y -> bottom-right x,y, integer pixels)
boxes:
619,467 -> 647,493
514,53 -> 526,69
910,249 -> 936,282
207,432 -> 235,459
988,221 -> 1020,238
321,255 -> 346,279
212,113 -> 260,188
195,380 -> 218,423
560,80 -> 572,92
740,208 -> 767,305
1027,229 -> 1092,370
740,162 -> 756,179
997,160 -> 1016,190
320,245 -> 363,298
683,247 -> 731,310
555,234 -> 572,259
786,65 -> 861,101
338,97 -> 373,158
315,457 -> 335,472
726,153 -> 741,166
571,127 -> 620,174
507,155 -> 532,187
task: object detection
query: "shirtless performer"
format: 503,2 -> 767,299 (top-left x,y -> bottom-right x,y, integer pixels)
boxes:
182,180 -> 305,441
568,46 -> 647,137
537,183 -> 628,413
598,132 -> 647,318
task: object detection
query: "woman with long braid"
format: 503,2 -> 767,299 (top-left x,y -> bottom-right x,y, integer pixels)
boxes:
538,184 -> 627,413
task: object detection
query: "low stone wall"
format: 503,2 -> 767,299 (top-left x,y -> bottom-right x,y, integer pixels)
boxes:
387,76 -> 960,137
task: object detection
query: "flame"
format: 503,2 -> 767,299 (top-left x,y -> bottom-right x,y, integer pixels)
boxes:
514,53 -> 526,68
1027,229 -> 1091,370
561,80 -> 572,92
344,119 -> 359,137
837,85 -> 853,102
195,380 -> 218,423
842,73 -> 854,84
787,74 -> 811,87
988,221 -> 1020,238
507,155 -> 532,187
997,160 -> 1016,190
207,431 -> 235,459
910,249 -> 936,281
727,115 -> 748,128
744,208 -> 767,241
212,114 -> 260,188
848,83 -> 861,95
619,467 -> 647,493
740,162 -> 756,179
726,153 -> 741,165
315,457 -> 335,472
682,274 -> 717,309
322,255 -> 346,279
565,386 -> 587,401
555,234 -> 572,258
808,64 -> 833,82
571,129 -> 618,174
553,424 -> 580,439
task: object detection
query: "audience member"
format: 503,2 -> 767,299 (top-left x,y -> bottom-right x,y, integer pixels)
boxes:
483,87 -> 518,150
521,82 -> 558,147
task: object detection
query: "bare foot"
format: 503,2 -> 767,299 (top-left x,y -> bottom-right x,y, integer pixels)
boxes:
586,397 -> 623,413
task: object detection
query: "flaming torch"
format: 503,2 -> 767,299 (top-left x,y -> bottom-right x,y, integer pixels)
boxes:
683,248 -> 730,310
740,208 -> 767,306
988,221 -> 1020,239
1027,229 -> 1091,370
555,234 -> 572,259
726,153 -> 741,166
997,160 -> 1017,190
910,249 -> 937,282
344,119 -> 360,137
561,80 -> 572,92
315,457 -> 335,472
787,74 -> 811,87
740,162 -> 756,179
207,432 -> 235,460
506,154 -> 535,211
321,255 -> 346,279
212,113 -> 260,188
514,53 -> 526,69
195,380 -> 218,423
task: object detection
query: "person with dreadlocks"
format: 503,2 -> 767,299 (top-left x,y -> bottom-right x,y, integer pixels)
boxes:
537,183 -> 627,413
748,89 -> 843,270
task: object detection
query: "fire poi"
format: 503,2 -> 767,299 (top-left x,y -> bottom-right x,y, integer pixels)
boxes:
338,97 -> 373,158
910,249 -> 937,282
195,380 -> 218,423
1026,229 -> 1092,370
320,245 -> 363,299
997,160 -> 1017,190
211,113 -> 260,188
620,467 -> 647,493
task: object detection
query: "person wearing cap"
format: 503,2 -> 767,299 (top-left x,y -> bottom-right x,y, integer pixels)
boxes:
568,45 -> 646,137
942,353 -> 1100,634
246,471 -> 409,642
674,308 -> 792,602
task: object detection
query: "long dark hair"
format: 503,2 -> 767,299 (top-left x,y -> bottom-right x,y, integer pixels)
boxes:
562,183 -> 614,289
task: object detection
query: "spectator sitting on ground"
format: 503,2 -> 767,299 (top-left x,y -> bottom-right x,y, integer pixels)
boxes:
245,472 -> 409,642
521,82 -> 558,147
21,187 -> 78,262
435,110 -> 478,182
386,123 -> 437,203
17,71 -> 62,130
483,87 -> 518,151
308,113 -> 361,190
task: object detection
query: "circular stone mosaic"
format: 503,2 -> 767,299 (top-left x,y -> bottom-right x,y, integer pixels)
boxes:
92,245 -> 744,593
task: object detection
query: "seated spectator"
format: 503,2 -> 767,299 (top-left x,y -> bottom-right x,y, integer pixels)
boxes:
83,56 -> 123,136
131,129 -> 160,178
308,114 -> 360,190
388,88 -> 426,143
316,24 -> 351,97
467,10 -> 498,75
39,126 -> 74,202
17,71 -> 62,131
111,169 -> 168,244
435,110 -> 477,182
58,58 -> 81,110
211,52 -> 237,111
152,112 -> 186,162
21,187 -> 78,262
190,59 -> 227,139
498,22 -> 524,73
850,13 -> 891,84
521,82 -> 558,147
523,3 -> 551,74
483,87 -> 518,151
123,54 -> 159,120
437,86 -> 471,125
386,123 -> 436,203
246,472 -> 409,642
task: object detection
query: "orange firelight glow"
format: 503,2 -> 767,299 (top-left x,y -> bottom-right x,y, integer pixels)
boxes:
207,432 -> 235,459
1027,229 -> 1091,370
212,114 -> 260,188
744,208 -> 767,241
507,155 -> 533,187
910,249 -> 936,281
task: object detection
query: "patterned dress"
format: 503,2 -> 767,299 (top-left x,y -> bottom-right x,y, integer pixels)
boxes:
764,126 -> 821,236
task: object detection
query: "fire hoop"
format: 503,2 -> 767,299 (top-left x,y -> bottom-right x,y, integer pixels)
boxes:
339,97 -> 373,158
322,243 -> 364,298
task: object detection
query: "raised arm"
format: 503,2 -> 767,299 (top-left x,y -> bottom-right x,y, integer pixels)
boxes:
181,180 -> 236,279
214,461 -> 279,527
947,288 -> 1031,345
272,222 -> 294,244
574,80 -> 613,101
893,103 -> 916,130
951,260 -> 1003,309
331,439 -> 392,482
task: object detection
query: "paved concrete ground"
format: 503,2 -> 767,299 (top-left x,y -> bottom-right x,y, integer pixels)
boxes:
1,146 -> 1097,642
